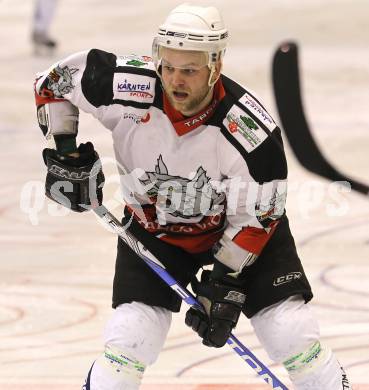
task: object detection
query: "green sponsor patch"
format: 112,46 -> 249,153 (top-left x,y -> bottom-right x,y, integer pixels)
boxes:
226,112 -> 260,147
105,351 -> 145,372
240,115 -> 258,130
126,59 -> 147,67
283,341 -> 322,373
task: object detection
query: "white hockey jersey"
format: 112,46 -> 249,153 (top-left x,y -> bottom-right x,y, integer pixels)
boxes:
35,49 -> 288,265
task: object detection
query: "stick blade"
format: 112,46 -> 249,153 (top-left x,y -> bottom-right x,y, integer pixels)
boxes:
272,41 -> 369,196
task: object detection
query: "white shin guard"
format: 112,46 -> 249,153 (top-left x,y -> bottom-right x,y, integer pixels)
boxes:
250,295 -> 351,390
83,302 -> 172,390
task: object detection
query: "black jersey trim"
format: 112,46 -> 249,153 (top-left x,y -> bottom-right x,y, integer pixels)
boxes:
82,49 -> 164,111
116,66 -> 157,78
81,49 -> 116,107
221,74 -> 247,100
219,120 -> 288,182
153,83 -> 164,111
211,79 -> 287,182
111,99 -> 151,109
222,74 -> 277,137
222,74 -> 271,114
247,128 -> 288,182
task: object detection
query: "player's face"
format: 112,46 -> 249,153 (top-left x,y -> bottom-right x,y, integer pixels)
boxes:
160,48 -> 216,116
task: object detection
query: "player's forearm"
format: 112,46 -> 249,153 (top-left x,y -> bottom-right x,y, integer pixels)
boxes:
36,100 -> 79,154
34,51 -> 91,154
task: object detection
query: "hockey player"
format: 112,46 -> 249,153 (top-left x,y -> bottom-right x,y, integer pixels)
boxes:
34,4 -> 352,389
32,0 -> 58,53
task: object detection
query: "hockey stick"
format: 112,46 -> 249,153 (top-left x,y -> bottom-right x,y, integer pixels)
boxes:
272,41 -> 369,196
93,204 -> 288,389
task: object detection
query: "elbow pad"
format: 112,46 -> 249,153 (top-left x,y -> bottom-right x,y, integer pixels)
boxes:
37,101 -> 79,139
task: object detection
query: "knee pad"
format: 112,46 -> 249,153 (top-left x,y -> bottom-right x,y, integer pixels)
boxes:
103,301 -> 172,366
250,295 -> 352,389
85,302 -> 172,390
250,295 -> 320,363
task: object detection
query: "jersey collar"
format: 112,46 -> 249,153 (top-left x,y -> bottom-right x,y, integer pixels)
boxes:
163,79 -> 226,136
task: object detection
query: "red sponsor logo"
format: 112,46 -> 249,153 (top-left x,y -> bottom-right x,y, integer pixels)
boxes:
129,91 -> 153,98
141,112 -> 151,123
228,121 -> 238,133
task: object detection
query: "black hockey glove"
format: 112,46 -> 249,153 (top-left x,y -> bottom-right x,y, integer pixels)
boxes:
43,142 -> 104,212
185,269 -> 246,348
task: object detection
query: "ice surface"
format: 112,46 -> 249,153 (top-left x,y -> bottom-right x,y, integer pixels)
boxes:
0,1 -> 368,388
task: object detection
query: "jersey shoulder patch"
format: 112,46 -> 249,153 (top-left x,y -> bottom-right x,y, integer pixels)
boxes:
114,54 -> 158,105
116,54 -> 156,71
238,90 -> 276,131
219,76 -> 287,181
222,103 -> 269,153
220,75 -> 277,151
113,71 -> 157,105
82,49 -> 158,107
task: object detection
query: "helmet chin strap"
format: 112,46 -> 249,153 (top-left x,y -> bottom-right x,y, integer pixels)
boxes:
208,64 -> 220,87
208,55 -> 223,87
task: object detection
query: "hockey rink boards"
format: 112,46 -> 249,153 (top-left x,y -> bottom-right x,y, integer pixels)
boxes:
1,0 -> 369,389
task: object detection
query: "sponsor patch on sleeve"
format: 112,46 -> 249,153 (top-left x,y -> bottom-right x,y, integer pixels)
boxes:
113,73 -> 156,104
239,92 -> 276,131
223,104 -> 269,152
116,55 -> 155,70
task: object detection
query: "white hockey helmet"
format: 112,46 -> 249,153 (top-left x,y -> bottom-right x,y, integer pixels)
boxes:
152,3 -> 228,82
